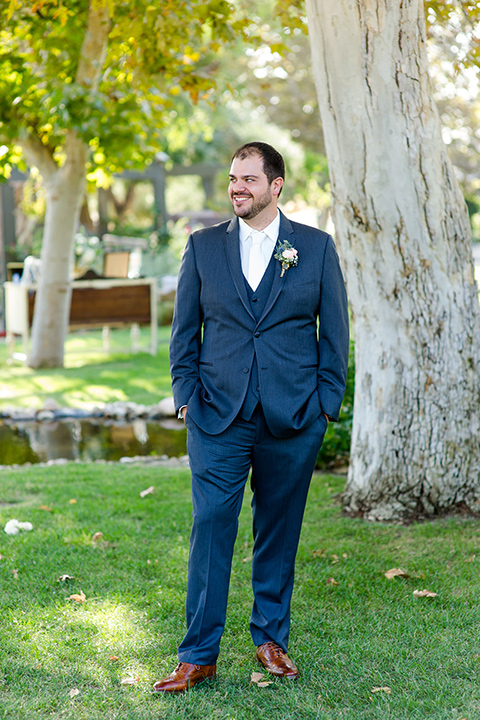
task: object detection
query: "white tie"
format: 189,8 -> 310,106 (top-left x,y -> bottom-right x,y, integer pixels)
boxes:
247,232 -> 266,291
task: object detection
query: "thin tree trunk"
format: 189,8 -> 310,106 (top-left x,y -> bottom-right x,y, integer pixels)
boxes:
306,0 -> 480,520
28,139 -> 88,367
25,0 -> 110,368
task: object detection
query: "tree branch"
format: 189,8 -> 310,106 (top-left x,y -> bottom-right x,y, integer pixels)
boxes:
75,0 -> 111,90
20,135 -> 58,181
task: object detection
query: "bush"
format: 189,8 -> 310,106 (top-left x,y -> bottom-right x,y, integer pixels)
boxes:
315,339 -> 354,469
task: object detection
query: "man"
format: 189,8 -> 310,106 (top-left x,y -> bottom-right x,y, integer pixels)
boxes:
153,142 -> 349,693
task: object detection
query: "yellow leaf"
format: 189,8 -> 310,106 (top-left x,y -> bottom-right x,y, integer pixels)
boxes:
68,591 -> 86,603
326,577 -> 339,586
257,681 -> 273,687
69,499 -> 77,504
372,686 -> 391,694
92,532 -> 103,542
109,656 -> 119,662
39,505 -> 53,512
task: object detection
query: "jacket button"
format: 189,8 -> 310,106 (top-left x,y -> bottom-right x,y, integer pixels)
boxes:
243,368 -> 249,373
254,332 -> 260,338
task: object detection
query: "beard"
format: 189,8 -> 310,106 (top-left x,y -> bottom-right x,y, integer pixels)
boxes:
231,187 -> 273,220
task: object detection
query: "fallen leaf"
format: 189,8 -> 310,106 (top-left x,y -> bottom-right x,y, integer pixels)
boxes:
147,559 -> 152,565
371,686 -> 391,694
250,672 -> 265,683
465,555 -> 476,563
385,567 -> 409,580
68,591 -> 86,603
140,485 -> 155,498
312,549 -> 326,558
69,499 -> 77,504
58,574 -> 75,582
109,656 -> 119,662
242,556 -> 252,563
121,676 -> 140,685
331,554 -> 340,564
69,688 -> 81,698
413,589 -> 438,598
326,577 -> 339,586
92,532 -> 103,542
250,671 -> 273,687
11,569 -> 19,579
39,505 -> 53,512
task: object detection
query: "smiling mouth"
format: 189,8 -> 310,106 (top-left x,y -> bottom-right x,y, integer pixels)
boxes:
233,195 -> 252,202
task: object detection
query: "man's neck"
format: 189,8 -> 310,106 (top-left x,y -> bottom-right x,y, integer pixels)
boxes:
241,207 -> 279,232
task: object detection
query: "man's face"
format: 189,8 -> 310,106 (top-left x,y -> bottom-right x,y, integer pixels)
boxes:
228,153 -> 282,222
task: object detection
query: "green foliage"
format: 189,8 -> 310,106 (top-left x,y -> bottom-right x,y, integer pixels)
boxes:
316,339 -> 354,470
0,0 -> 251,178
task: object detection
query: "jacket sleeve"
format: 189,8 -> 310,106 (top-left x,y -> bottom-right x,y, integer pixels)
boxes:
317,235 -> 350,421
169,235 -> 203,413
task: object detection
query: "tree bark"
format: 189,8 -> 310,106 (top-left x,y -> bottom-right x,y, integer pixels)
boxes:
26,0 -> 110,368
306,0 -> 480,520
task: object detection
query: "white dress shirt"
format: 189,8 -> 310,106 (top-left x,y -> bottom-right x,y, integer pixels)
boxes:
239,213 -> 280,289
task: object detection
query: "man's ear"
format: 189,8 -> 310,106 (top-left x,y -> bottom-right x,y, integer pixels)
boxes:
272,177 -> 284,196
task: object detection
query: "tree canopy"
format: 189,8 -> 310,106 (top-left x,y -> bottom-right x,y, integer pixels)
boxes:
0,0 -> 249,178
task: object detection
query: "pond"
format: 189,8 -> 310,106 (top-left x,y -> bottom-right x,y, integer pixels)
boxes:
0,418 -> 187,466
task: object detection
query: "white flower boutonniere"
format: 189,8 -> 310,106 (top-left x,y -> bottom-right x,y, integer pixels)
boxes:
274,240 -> 299,277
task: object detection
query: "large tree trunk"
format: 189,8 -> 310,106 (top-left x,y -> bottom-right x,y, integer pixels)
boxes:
25,0 -> 110,368
306,0 -> 480,520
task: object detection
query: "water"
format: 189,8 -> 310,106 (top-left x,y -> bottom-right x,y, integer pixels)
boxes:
0,418 -> 187,466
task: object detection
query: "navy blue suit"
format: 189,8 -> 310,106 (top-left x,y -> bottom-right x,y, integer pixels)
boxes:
170,211 -> 349,663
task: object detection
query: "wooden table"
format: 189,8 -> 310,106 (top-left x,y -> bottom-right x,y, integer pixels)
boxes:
4,277 -> 158,360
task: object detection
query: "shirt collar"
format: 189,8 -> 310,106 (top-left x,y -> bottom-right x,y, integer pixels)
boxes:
238,212 -> 280,244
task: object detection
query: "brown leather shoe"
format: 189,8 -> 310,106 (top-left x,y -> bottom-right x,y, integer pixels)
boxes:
256,642 -> 299,679
152,662 -> 216,693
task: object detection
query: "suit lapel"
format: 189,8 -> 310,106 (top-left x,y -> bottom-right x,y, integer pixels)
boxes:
225,217 -> 255,319
224,211 -> 296,324
258,212 -> 295,325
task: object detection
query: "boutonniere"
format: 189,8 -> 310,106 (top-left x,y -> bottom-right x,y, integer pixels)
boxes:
274,240 -> 299,277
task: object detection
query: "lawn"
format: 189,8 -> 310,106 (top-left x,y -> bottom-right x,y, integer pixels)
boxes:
1,464 -> 480,719
0,327 -> 173,409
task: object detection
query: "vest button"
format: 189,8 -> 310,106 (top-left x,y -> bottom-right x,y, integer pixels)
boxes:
252,297 -> 258,302
254,332 -> 260,338
243,367 -> 249,373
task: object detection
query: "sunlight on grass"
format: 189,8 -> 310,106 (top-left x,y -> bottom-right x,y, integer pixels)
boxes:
0,326 -> 173,409
5,601 -> 154,687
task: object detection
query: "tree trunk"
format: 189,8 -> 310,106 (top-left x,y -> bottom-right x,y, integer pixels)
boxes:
306,0 -> 480,520
25,0 -> 110,368
28,140 -> 88,367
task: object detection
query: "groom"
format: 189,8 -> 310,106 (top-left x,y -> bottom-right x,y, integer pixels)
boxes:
154,142 -> 349,693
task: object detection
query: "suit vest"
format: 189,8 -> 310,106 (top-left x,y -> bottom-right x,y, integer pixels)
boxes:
238,253 -> 276,421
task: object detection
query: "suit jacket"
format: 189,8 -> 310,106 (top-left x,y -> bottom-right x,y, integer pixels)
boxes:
169,211 -> 349,438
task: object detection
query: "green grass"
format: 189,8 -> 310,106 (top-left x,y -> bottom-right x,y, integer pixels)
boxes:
0,327 -> 173,409
1,465 -> 480,719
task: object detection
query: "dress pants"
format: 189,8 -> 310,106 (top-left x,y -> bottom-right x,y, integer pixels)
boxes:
177,406 -> 328,665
